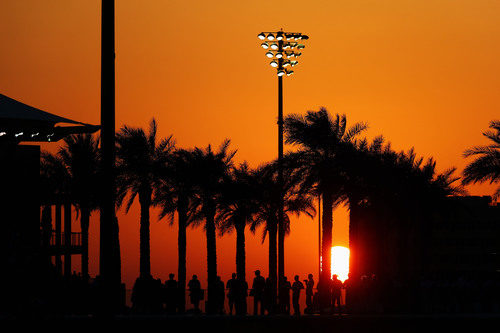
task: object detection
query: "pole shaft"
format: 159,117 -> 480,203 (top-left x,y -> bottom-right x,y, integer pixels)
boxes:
100,0 -> 120,287
277,38 -> 285,287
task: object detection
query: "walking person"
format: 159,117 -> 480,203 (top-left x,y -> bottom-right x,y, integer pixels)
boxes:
292,275 -> 305,317
165,273 -> 178,314
331,274 -> 343,315
216,276 -> 225,314
251,270 -> 266,315
305,274 -> 314,314
188,275 -> 203,313
227,273 -> 237,315
235,274 -> 249,315
279,276 -> 292,314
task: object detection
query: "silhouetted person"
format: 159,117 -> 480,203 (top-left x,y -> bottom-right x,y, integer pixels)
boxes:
279,276 -> 292,314
292,275 -> 304,316
263,277 -> 274,314
317,277 -> 332,314
131,276 -> 147,313
165,273 -> 178,314
343,273 -> 356,313
252,270 -> 266,315
188,275 -> 202,313
216,276 -> 225,314
305,274 -> 314,313
235,276 -> 249,315
331,274 -> 343,315
227,273 -> 237,315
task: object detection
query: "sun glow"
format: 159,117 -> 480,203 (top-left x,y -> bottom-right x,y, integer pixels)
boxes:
331,246 -> 350,282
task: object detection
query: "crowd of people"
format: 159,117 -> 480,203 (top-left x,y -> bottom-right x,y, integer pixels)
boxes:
130,271 -> 500,316
130,270 -> 351,316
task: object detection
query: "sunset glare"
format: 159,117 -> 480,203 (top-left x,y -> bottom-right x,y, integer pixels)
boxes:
331,246 -> 350,282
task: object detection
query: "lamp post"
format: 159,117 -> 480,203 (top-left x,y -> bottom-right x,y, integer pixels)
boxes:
101,0 -> 122,312
257,30 -> 308,309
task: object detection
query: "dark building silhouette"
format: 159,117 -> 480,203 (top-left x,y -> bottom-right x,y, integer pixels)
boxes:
0,93 -> 98,314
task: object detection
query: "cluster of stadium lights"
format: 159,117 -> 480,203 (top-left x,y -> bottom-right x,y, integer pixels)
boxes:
258,31 -> 308,77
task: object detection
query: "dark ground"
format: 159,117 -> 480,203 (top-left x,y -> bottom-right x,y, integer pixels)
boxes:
2,314 -> 499,333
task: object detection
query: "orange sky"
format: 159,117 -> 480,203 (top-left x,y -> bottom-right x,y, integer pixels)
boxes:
1,0 -> 499,289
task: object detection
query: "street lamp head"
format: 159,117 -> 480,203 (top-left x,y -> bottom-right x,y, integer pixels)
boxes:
277,31 -> 284,41
286,70 -> 294,76
267,33 -> 275,40
270,60 -> 278,68
261,42 -> 269,49
297,44 -> 305,49
276,52 -> 283,59
277,70 -> 285,77
301,35 -> 309,40
291,60 -> 299,67
270,43 -> 278,50
266,51 -> 274,58
258,32 -> 266,40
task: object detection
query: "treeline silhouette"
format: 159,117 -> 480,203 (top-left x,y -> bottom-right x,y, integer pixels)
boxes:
37,109 -> 500,316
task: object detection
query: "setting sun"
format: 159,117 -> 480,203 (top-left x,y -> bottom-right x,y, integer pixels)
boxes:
331,246 -> 350,282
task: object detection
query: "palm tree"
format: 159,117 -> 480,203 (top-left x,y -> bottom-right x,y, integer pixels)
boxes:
284,108 -> 367,287
250,163 -> 316,312
463,120 -> 500,200
154,148 -> 197,313
189,140 -> 235,314
217,163 -> 259,284
58,134 -> 100,282
116,119 -> 175,278
346,137 -> 465,280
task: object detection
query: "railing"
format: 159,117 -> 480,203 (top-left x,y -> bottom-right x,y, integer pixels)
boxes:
49,231 -> 82,247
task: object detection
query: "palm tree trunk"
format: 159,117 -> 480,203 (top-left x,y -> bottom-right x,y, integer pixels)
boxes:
278,214 -> 285,283
81,203 -> 90,283
41,205 -> 52,264
235,221 -> 246,282
205,204 -> 218,314
348,197 -> 360,280
268,216 -> 278,313
55,203 -> 62,275
321,192 -> 333,281
139,190 -> 152,278
320,191 -> 333,311
64,202 -> 72,278
177,197 -> 188,313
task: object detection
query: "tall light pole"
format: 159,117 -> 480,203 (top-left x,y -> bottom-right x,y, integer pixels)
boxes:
257,30 -> 308,309
101,0 -> 122,312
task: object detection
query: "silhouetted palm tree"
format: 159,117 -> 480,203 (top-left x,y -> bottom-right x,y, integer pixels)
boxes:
250,163 -> 316,312
154,148 -> 197,313
116,119 -> 175,278
58,134 -> 100,282
463,120 -> 500,200
218,163 -> 259,283
284,108 -> 367,285
189,140 -> 235,314
346,137 -> 464,280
